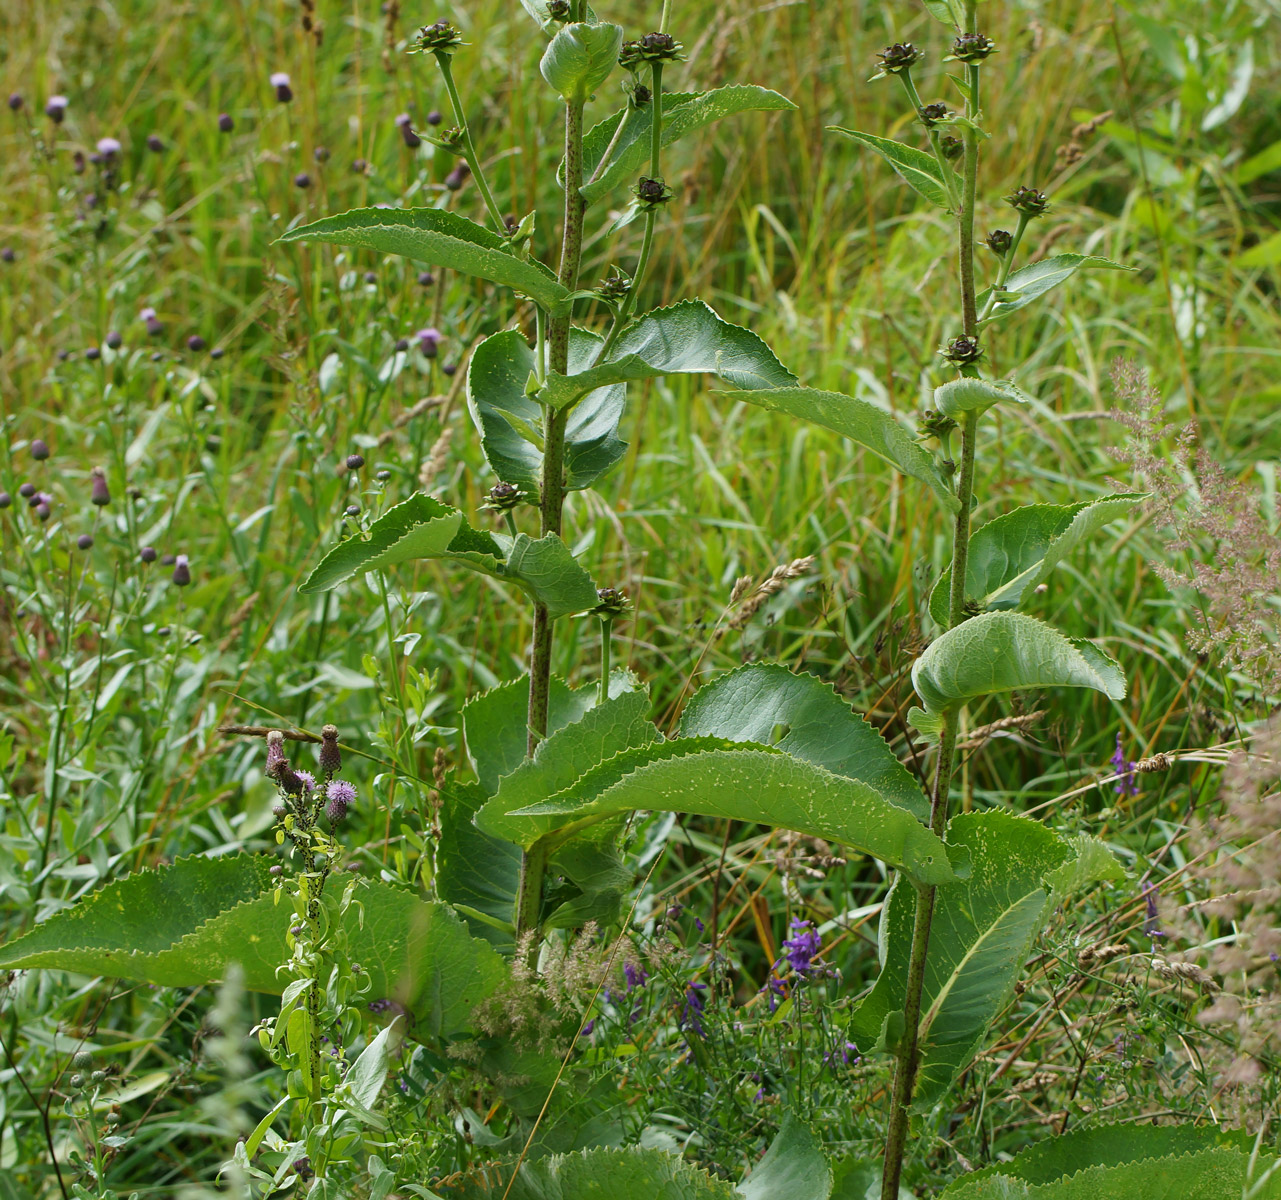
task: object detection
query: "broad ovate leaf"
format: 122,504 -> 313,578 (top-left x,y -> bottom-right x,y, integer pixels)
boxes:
435,782 -> 521,946
512,738 -> 960,885
299,493 -> 599,620
540,22 -> 623,103
909,612 -> 1126,740
829,128 -> 960,210
928,495 -> 1148,626
737,1112 -> 832,1200
580,86 -> 796,206
849,813 -> 1121,1111
679,663 -> 928,821
276,208 -> 571,314
933,377 -> 1032,420
977,254 -> 1134,322
725,386 -> 959,513
0,855 -> 507,1041
538,299 -> 797,412
467,328 -> 629,493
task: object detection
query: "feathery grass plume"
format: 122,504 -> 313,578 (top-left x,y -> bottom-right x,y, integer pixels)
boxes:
728,556 -> 816,629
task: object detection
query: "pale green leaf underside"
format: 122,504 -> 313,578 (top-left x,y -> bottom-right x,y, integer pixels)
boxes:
580,86 -> 796,206
849,813 -> 1121,1111
513,738 -> 958,885
725,386 -> 959,512
909,611 -> 1125,739
977,254 -> 1134,321
0,855 -> 507,1041
539,300 -> 797,412
540,22 -> 623,103
829,128 -> 960,210
678,663 -> 928,821
467,327 -> 629,494
933,377 -> 1032,419
299,493 -> 599,620
277,207 -> 571,314
929,494 -> 1148,626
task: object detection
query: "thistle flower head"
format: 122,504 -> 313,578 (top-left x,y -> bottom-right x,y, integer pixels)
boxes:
172,553 -> 191,587
985,229 -> 1013,255
619,32 -> 683,69
875,43 -> 921,75
412,20 -> 464,55
326,779 -> 355,823
96,137 -> 121,159
7,93 -> 22,112
270,72 -> 293,102
218,112 -> 234,133
950,33 -> 997,63
415,327 -> 442,357
941,335 -> 983,366
294,769 -> 316,793
266,730 -> 287,777
319,724 -> 341,774
46,95 -> 68,123
31,439 -> 50,461
90,467 -> 110,507
1005,184 -> 1050,218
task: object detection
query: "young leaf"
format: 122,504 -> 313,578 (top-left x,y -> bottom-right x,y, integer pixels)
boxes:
342,1018 -> 400,1112
538,300 -> 797,412
540,22 -> 623,103
299,493 -> 599,620
0,855 -> 508,1041
928,494 -> 1148,626
976,254 -> 1134,321
276,208 -> 572,315
723,386 -> 959,513
848,812 -> 1122,1112
579,86 -> 797,206
909,611 -> 1126,740
828,128 -> 960,210
467,328 -> 629,493
933,377 -> 1032,420
678,663 -> 928,822
512,738 -> 960,885
737,1112 -> 833,1200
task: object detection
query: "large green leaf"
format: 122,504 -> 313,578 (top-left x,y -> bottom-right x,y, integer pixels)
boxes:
538,300 -> 797,412
909,612 -> 1126,740
579,86 -> 796,206
432,1145 -> 740,1199
466,328 -> 630,493
849,813 -> 1121,1111
977,254 -> 1134,321
678,663 -> 928,822
929,495 -> 1148,626
276,208 -> 571,314
512,738 -> 960,885
540,22 -> 623,103
298,493 -> 599,620
725,386 -> 959,512
933,377 -> 1032,420
737,1113 -> 832,1200
435,782 -> 521,947
0,855 -> 507,1041
829,128 -> 959,210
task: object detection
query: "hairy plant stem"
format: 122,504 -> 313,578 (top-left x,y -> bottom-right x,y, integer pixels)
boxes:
881,6 -> 982,1192
515,97 -> 587,943
434,54 -> 507,235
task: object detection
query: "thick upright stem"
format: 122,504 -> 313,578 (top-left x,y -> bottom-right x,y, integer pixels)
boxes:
516,98 -> 587,943
881,5 -> 981,1193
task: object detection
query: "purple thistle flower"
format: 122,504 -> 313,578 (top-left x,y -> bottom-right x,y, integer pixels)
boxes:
172,553 -> 191,586
326,779 -> 355,823
679,982 -> 707,1039
218,112 -> 234,133
46,95 -> 68,123
270,72 -> 293,103
395,113 -> 422,149
90,468 -> 110,507
294,770 -> 316,793
7,93 -> 22,112
96,137 -> 121,160
147,133 -> 164,153
415,327 -> 441,358
1110,734 -> 1138,797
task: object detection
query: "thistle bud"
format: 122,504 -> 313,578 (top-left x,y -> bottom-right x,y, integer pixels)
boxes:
73,1049 -> 94,1071
629,83 -> 652,108
266,730 -> 286,776
319,725 -> 341,774
375,469 -> 391,482
293,172 -> 312,190
417,271 -> 434,287
96,137 -> 121,161
593,587 -> 630,616
105,331 -> 123,349
35,502 -> 51,522
269,863 -> 284,875
485,481 -> 524,511
140,545 -> 157,563
875,43 -> 920,75
619,32 -> 684,69
444,162 -> 470,191
45,95 -> 68,124
597,268 -> 631,301
1005,185 -> 1050,218
950,33 -> 996,64
344,503 -> 360,517
985,229 -> 1013,255
314,145 -> 330,163
19,483 -> 35,499
635,176 -> 673,207
0,493 -> 10,508
917,410 -> 957,440
218,112 -> 234,133
85,346 -> 101,361
270,72 -> 293,103
1,247 -> 13,263
147,134 -> 164,153
326,780 -> 355,824
7,93 -> 22,112
412,20 -> 464,55
547,0 -> 570,19
77,534 -> 94,550
172,553 -> 191,586
187,334 -> 207,352
31,439 -> 50,461
918,103 -> 950,128
425,110 -> 443,126
416,327 -> 442,357
346,453 -> 365,471
91,467 -> 110,507
941,335 -> 983,366
395,113 -> 421,149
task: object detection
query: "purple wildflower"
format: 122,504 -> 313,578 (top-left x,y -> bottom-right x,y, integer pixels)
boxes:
270,72 -> 293,103
294,770 -> 316,793
415,327 -> 441,358
679,982 -> 707,1039
96,137 -> 121,160
327,779 -> 356,823
1143,883 -> 1166,940
46,95 -> 68,123
776,918 -> 823,977
172,553 -> 191,586
395,113 -> 422,149
623,962 -> 648,991
218,112 -> 234,133
1111,733 -> 1138,796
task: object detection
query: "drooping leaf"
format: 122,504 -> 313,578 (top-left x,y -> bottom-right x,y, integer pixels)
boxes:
466,328 -> 630,493
512,739 -> 960,885
579,86 -> 796,206
829,128 -> 960,210
976,254 -> 1134,321
724,386 -> 959,512
908,612 -> 1126,739
538,300 -> 797,412
678,663 -> 928,822
928,495 -> 1148,625
737,1112 -> 832,1200
298,493 -> 599,620
921,0 -> 964,26
540,22 -> 623,103
849,813 -> 1121,1111
933,377 -> 1032,420
0,855 -> 507,1041
276,208 -> 571,314
435,782 -> 521,946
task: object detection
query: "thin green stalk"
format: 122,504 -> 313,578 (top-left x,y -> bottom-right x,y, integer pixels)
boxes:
434,54 -> 507,235
598,615 -> 613,705
897,71 -> 959,212
881,5 -> 982,1192
977,212 -> 1030,322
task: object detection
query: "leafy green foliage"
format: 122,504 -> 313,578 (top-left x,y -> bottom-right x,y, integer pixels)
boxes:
849,813 -> 1122,1110
933,377 -> 1032,420
434,781 -> 521,945
540,22 -> 623,103
976,255 -> 1134,321
0,855 -> 508,1040
299,493 -> 599,620
724,386 -> 959,512
828,128 -> 960,210
929,495 -> 1148,625
737,1113 -> 832,1200
579,86 -> 796,205
908,612 -> 1126,739
276,208 -> 572,313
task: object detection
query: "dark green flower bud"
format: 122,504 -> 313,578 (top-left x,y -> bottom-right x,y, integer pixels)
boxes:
412,20 -> 464,55
985,229 -> 1013,255
917,410 -> 958,440
629,83 -> 652,108
950,33 -> 996,64
1005,185 -> 1050,217
918,103 -> 950,128
485,481 -> 525,511
73,1049 -> 94,1071
547,0 -> 571,20
941,336 -> 983,366
619,32 -> 683,69
635,176 -> 673,208
70,1074 -> 85,1089
939,135 -> 963,161
876,43 -> 921,75
593,587 -> 630,617
597,268 -> 632,302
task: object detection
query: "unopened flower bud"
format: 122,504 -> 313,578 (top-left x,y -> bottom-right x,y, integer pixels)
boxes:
986,229 -> 1013,255
594,587 -> 630,616
635,176 -> 672,207
939,135 -> 963,161
941,335 -> 983,366
629,83 -> 652,108
105,331 -> 123,349
73,1050 -> 93,1071
36,503 -> 51,521
1005,185 -> 1050,217
91,468 -> 110,507
140,545 -> 157,563
444,162 -> 470,191
425,110 -> 442,126
187,334 -> 207,352
172,554 -> 191,586
413,20 -> 464,54
19,483 -> 35,499
7,93 -> 22,112
147,134 -> 164,153
46,95 -> 68,123
0,493 -> 10,508
547,0 -> 570,19
597,269 -> 631,301
395,113 -> 421,149
293,172 -> 312,190
346,453 -> 365,471
269,863 -> 284,875
31,439 -> 50,461
344,503 -> 360,517
485,481 -> 524,511
319,725 -> 341,774
950,33 -> 996,64
218,112 -> 234,133
619,31 -> 683,69
918,103 -> 950,127
876,43 -> 920,75
313,145 -> 329,162
77,533 -> 94,550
